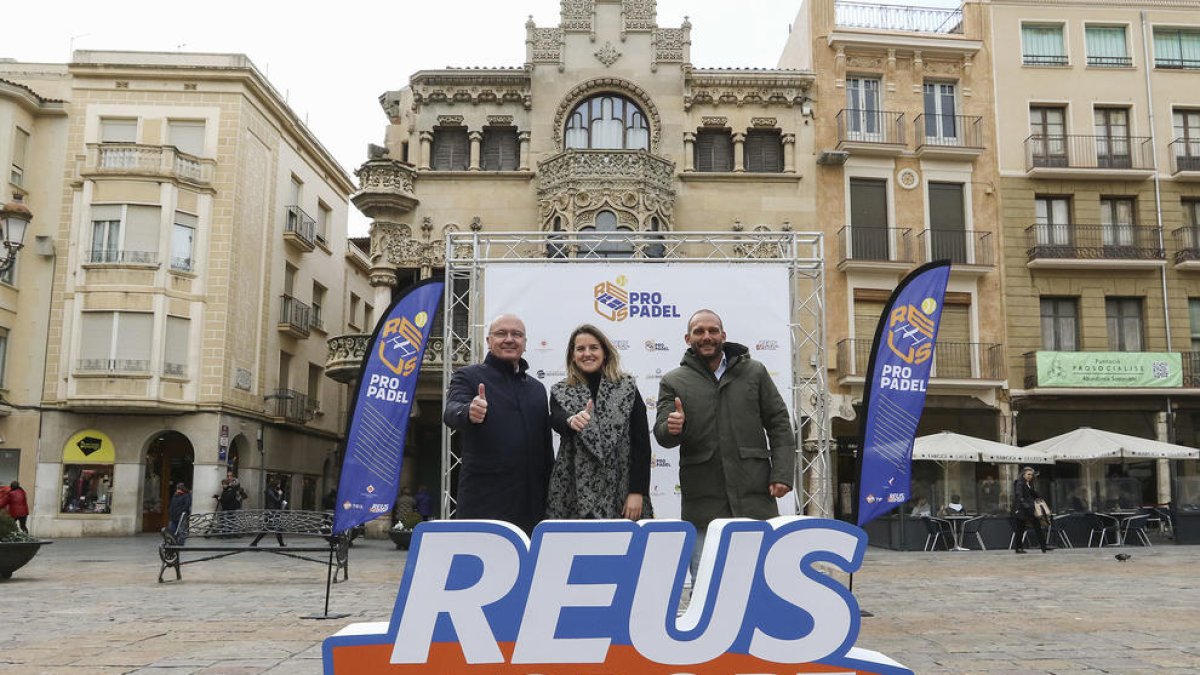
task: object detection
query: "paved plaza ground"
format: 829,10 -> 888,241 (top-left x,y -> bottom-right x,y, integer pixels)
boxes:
1,532 -> 1197,674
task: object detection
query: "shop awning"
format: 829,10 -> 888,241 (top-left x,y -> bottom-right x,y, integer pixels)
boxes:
1024,427 -> 1200,461
912,431 -> 1052,464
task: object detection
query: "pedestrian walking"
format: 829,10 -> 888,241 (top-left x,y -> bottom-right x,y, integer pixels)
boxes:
168,482 -> 191,544
1012,466 -> 1051,554
5,481 -> 29,534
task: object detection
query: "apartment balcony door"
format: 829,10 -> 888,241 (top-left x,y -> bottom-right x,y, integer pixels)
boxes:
1095,108 -> 1131,168
850,178 -> 889,260
928,182 -> 968,263
1030,106 -> 1067,166
846,78 -> 883,142
1175,109 -> 1200,170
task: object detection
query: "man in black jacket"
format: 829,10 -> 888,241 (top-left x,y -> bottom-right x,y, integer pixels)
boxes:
443,314 -> 553,533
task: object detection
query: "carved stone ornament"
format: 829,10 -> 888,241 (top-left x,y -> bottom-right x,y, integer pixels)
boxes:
701,116 -> 728,127
554,78 -> 662,152
896,167 -> 920,191
622,0 -> 656,33
487,115 -> 514,126
535,150 -> 676,241
371,216 -> 481,270
924,60 -> 959,76
595,42 -> 622,67
560,0 -> 595,32
531,27 -> 565,64
654,27 -> 686,63
683,73 -> 812,111
751,117 -> 778,128
845,55 -> 884,71
437,115 -> 464,127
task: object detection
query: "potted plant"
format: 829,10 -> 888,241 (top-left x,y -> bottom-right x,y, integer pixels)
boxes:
388,512 -> 424,550
0,512 -> 50,580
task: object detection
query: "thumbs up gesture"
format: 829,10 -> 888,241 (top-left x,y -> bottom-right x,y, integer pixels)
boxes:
667,396 -> 685,436
469,383 -> 488,424
569,399 -> 594,432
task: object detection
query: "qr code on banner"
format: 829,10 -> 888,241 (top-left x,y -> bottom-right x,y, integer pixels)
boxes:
1152,361 -> 1170,379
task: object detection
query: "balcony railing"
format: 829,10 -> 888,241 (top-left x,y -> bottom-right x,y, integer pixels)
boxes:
1169,138 -> 1200,174
1024,223 -> 1165,262
267,388 -> 317,423
1023,54 -> 1069,66
83,143 -> 213,185
163,362 -> 187,378
283,205 -> 317,251
916,229 -> 994,266
1173,227 -> 1200,265
836,110 -> 906,147
913,114 -> 983,151
536,150 -> 675,200
1155,56 -> 1200,70
170,256 -> 193,273
1024,135 -> 1154,172
278,294 -> 311,338
837,226 -> 913,264
834,1 -> 963,33
837,339 -> 1003,380
87,249 -> 159,265
76,359 -> 151,374
1087,55 -> 1133,68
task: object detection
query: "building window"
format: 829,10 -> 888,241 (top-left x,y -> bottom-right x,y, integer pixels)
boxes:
163,316 -> 189,378
1022,23 -> 1068,66
10,127 -> 29,187
1106,297 -> 1144,352
1094,107 -> 1131,168
171,212 -> 196,272
845,78 -> 882,139
0,255 -> 15,286
1100,197 -> 1136,247
311,283 -> 326,332
928,182 -> 967,263
580,209 -> 633,258
78,311 -> 153,372
62,463 -> 115,514
922,82 -> 958,140
1154,28 -> 1200,69
1190,299 -> 1200,352
167,120 -> 205,156
89,204 -> 161,264
694,129 -> 733,172
431,127 -> 469,170
348,293 -> 361,331
1086,26 -> 1131,67
482,127 -> 519,171
1034,195 -> 1072,247
307,363 -> 323,413
1174,109 -> 1200,171
1029,106 -> 1067,166
278,351 -> 292,391
849,177 -> 889,260
564,95 -> 649,150
1040,297 -> 1079,351
0,327 -> 7,387
316,201 -> 330,245
100,118 -> 137,143
364,303 -> 374,331
1186,199 -> 1200,230
744,129 -> 783,173
0,448 -> 17,485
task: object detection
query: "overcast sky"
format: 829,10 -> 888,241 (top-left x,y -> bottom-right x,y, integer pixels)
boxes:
6,1 -> 953,235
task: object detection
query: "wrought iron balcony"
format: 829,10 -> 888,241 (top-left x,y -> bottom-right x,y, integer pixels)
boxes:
834,1 -> 963,33
837,226 -> 913,268
75,359 -> 151,374
278,294 -> 311,338
86,249 -> 159,266
81,143 -> 214,186
913,114 -> 984,157
325,333 -> 473,384
916,229 -> 994,267
836,110 -> 906,153
1173,226 -> 1200,267
267,388 -> 316,423
837,339 -> 1003,381
1024,223 -> 1164,265
1087,55 -> 1133,68
536,150 -> 675,201
283,206 -> 317,252
163,362 -> 187,378
1169,139 -> 1200,176
1024,135 -> 1154,177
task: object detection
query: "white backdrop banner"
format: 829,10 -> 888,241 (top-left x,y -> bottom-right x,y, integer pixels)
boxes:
482,263 -> 795,519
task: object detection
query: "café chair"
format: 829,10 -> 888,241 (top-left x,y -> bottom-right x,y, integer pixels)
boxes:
1120,514 -> 1152,547
921,516 -> 954,551
1087,513 -> 1121,547
960,515 -> 987,550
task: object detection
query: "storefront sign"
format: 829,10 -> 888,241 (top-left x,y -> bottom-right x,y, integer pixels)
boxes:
1036,351 -> 1183,388
322,518 -> 912,674
62,429 -> 115,464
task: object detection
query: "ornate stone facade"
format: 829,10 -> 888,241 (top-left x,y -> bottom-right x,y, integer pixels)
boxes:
536,150 -> 675,233
552,77 -> 663,152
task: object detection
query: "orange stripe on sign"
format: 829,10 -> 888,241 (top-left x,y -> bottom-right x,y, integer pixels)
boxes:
329,642 -> 887,674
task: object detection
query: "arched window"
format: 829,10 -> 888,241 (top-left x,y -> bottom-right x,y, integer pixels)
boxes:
579,210 -> 633,258
563,95 -> 650,150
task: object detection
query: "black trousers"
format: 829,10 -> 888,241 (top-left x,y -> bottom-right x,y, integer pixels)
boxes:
1013,514 -> 1047,551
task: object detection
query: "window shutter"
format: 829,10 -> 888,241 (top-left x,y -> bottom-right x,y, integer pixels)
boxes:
745,130 -> 783,172
695,130 -> 733,172
116,313 -> 154,363
482,128 -> 518,171
80,313 -> 115,361
933,304 -> 971,378
100,118 -> 138,143
167,121 -> 206,156
432,128 -> 469,170
165,316 -> 190,369
124,205 -> 162,254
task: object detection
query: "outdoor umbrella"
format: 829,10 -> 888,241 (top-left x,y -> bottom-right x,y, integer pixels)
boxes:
913,431 -> 1055,464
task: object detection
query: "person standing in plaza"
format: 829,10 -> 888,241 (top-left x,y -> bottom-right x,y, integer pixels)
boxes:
1012,466 -> 1050,553
216,469 -> 248,512
254,480 -> 286,546
442,313 -> 553,534
415,485 -> 433,521
167,482 -> 191,543
548,324 -> 652,521
653,309 -> 795,576
5,481 -> 29,534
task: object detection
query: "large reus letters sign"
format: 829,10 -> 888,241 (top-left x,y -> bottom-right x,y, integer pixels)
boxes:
323,518 -> 912,674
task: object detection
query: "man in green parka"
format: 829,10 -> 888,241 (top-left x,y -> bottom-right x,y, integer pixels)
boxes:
653,309 -> 796,577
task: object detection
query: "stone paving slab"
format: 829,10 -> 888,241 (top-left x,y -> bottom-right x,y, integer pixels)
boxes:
2,534 -> 1198,673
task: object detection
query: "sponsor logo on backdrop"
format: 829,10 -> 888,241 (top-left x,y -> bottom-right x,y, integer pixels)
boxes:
755,339 -> 780,351
593,275 -> 681,322
613,339 -> 630,351
644,396 -> 657,408
535,369 -> 567,380
644,340 -> 670,352
654,457 -> 671,469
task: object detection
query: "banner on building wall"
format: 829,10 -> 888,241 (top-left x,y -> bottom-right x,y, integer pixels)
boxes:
1035,351 -> 1183,388
321,518 -> 913,675
333,277 -> 444,536
482,263 -> 795,519
856,261 -> 951,527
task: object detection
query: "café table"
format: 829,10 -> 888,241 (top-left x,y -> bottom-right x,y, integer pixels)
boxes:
942,513 -> 974,551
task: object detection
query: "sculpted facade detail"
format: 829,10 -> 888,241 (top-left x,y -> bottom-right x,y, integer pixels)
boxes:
553,78 -> 663,152
536,151 -> 675,234
653,27 -> 687,64
683,73 -> 812,110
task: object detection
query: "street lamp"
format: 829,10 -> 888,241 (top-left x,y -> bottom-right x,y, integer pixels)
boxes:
0,195 -> 31,274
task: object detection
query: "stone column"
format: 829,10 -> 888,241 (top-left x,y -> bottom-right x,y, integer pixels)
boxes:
1156,411 -> 1173,505
732,132 -> 745,173
468,131 -> 482,171
370,266 -> 398,314
782,133 -> 796,173
682,131 -> 695,171
418,131 -> 433,170
518,131 -> 531,170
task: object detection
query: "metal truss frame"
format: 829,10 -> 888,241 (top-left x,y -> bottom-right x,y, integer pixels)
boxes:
440,231 -> 833,518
